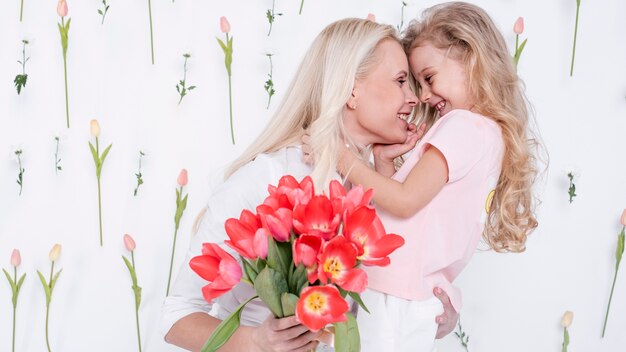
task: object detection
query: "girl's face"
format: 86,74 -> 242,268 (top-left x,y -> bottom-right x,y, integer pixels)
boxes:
409,42 -> 474,117
344,39 -> 417,146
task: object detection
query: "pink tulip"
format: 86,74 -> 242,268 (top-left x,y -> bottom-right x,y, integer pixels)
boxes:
220,16 -> 231,33
11,249 -> 21,267
621,209 -> 626,227
513,17 -> 524,35
123,234 -> 136,252
177,169 -> 188,187
366,13 -> 376,22
57,0 -> 68,17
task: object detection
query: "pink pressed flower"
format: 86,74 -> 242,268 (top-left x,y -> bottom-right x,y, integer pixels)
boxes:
177,169 -> 188,187
513,17 -> 524,35
11,249 -> 21,267
621,209 -> 626,227
123,234 -> 136,252
220,16 -> 231,33
366,13 -> 376,22
57,0 -> 68,17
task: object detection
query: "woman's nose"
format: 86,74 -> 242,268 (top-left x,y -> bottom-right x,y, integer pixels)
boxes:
404,86 -> 418,107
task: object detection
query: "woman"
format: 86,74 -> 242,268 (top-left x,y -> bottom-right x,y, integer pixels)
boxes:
160,18 -> 457,352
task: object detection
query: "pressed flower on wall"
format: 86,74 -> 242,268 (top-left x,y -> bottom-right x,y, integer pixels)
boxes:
14,40 -> 29,95
264,53 -> 275,109
570,0 -> 581,76
57,0 -> 71,128
567,172 -> 576,203
512,17 -> 527,69
166,169 -> 188,296
397,1 -> 408,31
122,234 -> 143,352
37,244 -> 62,352
98,0 -> 110,24
601,209 -> 625,337
3,249 -> 26,352
266,0 -> 282,36
217,16 -> 235,144
176,53 -> 196,105
454,317 -> 470,352
88,119 -> 113,246
54,136 -> 62,174
561,310 -> 573,351
13,148 -> 25,196
134,150 -> 145,196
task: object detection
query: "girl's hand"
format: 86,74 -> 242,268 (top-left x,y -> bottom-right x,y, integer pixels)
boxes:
433,287 -> 459,339
373,123 -> 425,163
253,315 -> 321,352
301,133 -> 314,165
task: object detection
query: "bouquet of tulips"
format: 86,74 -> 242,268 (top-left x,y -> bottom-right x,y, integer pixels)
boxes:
190,175 -> 405,351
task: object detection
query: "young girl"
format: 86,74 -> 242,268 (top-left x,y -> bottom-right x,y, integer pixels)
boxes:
337,2 -> 539,351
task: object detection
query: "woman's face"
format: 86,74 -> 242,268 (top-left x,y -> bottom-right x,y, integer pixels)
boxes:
344,39 -> 417,146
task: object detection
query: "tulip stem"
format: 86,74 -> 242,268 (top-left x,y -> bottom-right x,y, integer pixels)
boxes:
299,0 -> 304,15
20,0 -> 24,22
148,0 -> 154,64
570,1 -> 580,77
601,264 -> 620,337
96,139 -> 103,247
131,252 -> 142,352
228,72 -> 234,144
12,268 -> 17,352
62,17 -> 70,128
166,226 -> 179,296
45,262 -> 54,352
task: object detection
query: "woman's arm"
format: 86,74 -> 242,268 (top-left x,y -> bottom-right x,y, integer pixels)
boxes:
165,313 -> 321,352
340,144 -> 448,218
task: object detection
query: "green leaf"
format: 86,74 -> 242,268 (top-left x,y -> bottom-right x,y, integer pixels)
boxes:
122,256 -> 138,286
98,9 -> 103,15
616,229 -> 625,267
100,144 -> 113,165
88,142 -> 100,167
290,264 -> 308,295
254,267 -> 288,318
16,273 -> 26,294
133,285 -> 142,308
3,269 -> 16,292
37,270 -> 51,305
188,86 -> 196,90
334,312 -> 360,352
348,292 -> 370,314
216,38 -> 228,53
281,292 -> 299,317
50,268 -> 63,292
201,295 -> 258,352
242,259 -> 258,282
266,237 -> 292,277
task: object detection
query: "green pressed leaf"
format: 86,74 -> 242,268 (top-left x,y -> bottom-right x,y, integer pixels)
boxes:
334,312 -> 360,352
616,230 -> 625,268
201,295 -> 258,352
133,285 -> 142,308
3,269 -> 16,291
50,269 -> 63,291
100,144 -> 112,165
254,267 -> 287,318
16,273 -> 26,293
37,270 -> 51,305
216,38 -> 228,53
281,292 -> 299,317
88,142 -> 99,167
123,256 -> 138,286
348,292 -> 370,314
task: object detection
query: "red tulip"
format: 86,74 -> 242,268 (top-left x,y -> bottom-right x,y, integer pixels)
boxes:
296,285 -> 350,332
190,243 -> 242,302
513,17 -> 524,35
11,249 -> 21,267
220,16 -> 231,33
267,175 -> 314,209
293,195 -> 341,240
293,234 -> 323,268
317,236 -> 367,293
366,13 -> 376,22
225,210 -> 267,259
123,234 -> 136,252
343,206 -> 404,266
329,180 -> 373,218
177,169 -> 188,187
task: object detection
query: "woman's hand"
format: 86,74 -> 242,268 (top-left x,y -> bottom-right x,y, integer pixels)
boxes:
253,315 -> 322,352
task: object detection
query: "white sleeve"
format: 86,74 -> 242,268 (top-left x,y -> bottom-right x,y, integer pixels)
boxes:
159,151 -> 291,338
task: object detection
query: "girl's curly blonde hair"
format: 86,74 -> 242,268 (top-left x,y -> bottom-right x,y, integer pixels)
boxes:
402,2 -> 539,252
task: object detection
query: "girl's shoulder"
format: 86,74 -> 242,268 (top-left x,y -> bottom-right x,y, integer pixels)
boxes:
437,109 -> 501,138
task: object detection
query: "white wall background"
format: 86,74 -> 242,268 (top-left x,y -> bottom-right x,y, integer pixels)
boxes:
1,0 -> 625,351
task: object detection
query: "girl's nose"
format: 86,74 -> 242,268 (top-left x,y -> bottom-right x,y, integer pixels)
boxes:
418,87 -> 431,103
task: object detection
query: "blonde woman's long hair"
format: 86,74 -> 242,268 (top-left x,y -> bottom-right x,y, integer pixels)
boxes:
402,2 -> 539,253
225,18 -> 399,190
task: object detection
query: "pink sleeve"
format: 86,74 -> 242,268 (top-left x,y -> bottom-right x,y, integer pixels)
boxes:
420,110 -> 489,183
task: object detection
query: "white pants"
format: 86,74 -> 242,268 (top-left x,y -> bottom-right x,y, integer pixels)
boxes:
357,289 -> 443,352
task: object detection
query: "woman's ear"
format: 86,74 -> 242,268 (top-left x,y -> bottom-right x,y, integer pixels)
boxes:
347,87 -> 358,110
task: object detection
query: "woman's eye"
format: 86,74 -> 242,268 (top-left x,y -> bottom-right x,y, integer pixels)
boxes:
398,79 -> 407,85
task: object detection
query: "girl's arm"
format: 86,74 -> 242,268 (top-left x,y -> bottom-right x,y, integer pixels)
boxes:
372,123 -> 423,177
339,144 -> 448,218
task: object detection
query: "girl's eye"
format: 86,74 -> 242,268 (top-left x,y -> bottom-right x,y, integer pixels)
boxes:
425,75 -> 433,84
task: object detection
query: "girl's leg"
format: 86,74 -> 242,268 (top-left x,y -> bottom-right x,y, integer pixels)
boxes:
357,289 -> 394,351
